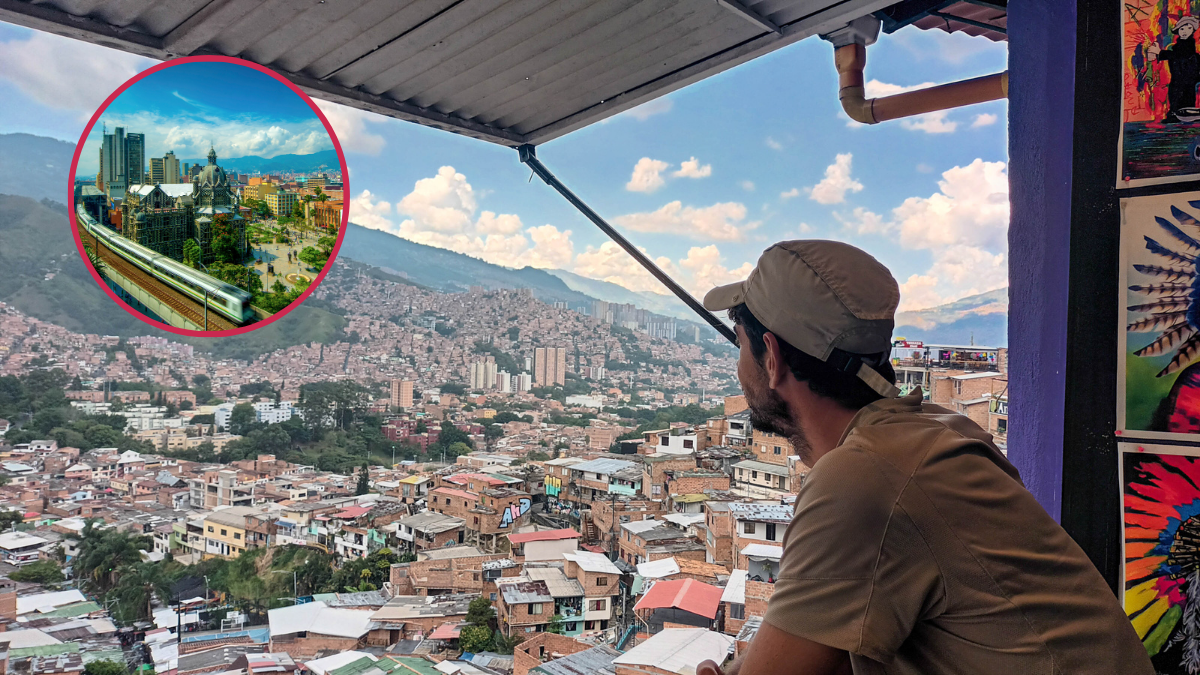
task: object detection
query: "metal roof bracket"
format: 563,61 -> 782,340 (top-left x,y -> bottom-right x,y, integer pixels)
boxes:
516,145 -> 738,345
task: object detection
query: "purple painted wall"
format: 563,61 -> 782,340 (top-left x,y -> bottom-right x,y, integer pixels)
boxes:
1006,0 -> 1076,520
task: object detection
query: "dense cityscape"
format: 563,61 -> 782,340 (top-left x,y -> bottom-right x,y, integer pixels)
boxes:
75,126 -> 342,330
0,250 -> 1010,675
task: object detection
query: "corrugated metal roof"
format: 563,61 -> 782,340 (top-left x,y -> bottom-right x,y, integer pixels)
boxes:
727,502 -> 793,522
721,569 -> 748,604
524,567 -> 585,598
0,0 -> 892,147
633,579 -> 723,619
567,458 -> 638,475
497,579 -> 553,604
562,550 -> 621,574
612,628 -> 734,670
530,645 -> 620,675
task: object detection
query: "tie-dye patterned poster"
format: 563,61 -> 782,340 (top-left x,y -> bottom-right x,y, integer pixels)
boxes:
1121,443 -> 1200,673
1120,1 -> 1200,187
1119,192 -> 1200,440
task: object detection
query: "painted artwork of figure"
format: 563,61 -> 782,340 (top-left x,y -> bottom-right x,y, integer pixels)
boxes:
1150,16 -> 1200,122
1120,4 -> 1200,186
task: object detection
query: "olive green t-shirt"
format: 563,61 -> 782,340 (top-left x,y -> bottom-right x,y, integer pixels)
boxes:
763,390 -> 1152,674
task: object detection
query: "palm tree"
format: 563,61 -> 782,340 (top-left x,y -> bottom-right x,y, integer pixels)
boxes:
72,522 -> 150,595
82,242 -> 107,279
110,561 -> 175,625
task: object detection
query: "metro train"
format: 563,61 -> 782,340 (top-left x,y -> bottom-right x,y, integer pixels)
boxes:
77,205 -> 254,326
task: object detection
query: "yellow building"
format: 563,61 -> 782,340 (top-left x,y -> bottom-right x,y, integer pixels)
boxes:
244,182 -> 278,201
202,506 -> 256,559
264,190 -> 298,218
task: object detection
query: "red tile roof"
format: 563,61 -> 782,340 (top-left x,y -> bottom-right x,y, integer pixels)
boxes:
634,578 -> 723,619
331,505 -> 372,519
429,487 -> 478,501
506,528 -> 582,544
427,621 -> 464,640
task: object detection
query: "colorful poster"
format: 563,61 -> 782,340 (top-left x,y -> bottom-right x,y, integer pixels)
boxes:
1119,192 -> 1200,439
1121,443 -> 1200,672
1119,2 -> 1200,187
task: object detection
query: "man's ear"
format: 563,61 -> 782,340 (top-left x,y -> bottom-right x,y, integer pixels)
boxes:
762,332 -> 787,389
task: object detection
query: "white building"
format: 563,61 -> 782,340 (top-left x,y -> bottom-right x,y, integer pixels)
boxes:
0,532 -> 48,566
516,373 -> 533,393
254,401 -> 295,424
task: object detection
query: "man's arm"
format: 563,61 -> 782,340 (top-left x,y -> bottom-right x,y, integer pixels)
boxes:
719,622 -> 852,675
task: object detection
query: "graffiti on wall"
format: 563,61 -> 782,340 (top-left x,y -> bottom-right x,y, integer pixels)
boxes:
499,497 -> 532,528
546,475 -> 563,497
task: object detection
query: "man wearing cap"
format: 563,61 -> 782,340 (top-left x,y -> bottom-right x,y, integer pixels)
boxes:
702,241 -> 1151,675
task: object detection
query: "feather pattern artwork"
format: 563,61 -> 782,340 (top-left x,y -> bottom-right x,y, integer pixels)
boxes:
1123,449 -> 1200,673
1131,205 -> 1200,377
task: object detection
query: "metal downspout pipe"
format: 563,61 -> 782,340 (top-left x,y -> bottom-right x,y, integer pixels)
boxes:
822,16 -> 1008,126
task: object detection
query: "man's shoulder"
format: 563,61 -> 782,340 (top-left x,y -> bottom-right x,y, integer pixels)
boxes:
827,400 -> 1015,485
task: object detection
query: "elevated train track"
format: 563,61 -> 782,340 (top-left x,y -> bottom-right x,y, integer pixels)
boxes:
78,221 -> 238,332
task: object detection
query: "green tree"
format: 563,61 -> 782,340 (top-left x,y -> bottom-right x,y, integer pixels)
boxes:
9,560 -> 64,584
547,614 -> 564,634
182,239 -> 202,268
466,596 -> 495,625
355,461 -> 370,495
459,624 -> 493,653
85,660 -> 127,675
228,402 -> 257,435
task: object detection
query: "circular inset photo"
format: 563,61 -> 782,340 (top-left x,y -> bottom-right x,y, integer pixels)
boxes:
69,56 -> 347,335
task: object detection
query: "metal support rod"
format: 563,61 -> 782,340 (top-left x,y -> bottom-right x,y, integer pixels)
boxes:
517,145 -> 737,345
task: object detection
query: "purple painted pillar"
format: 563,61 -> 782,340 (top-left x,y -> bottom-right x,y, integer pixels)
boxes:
1006,0 -> 1076,520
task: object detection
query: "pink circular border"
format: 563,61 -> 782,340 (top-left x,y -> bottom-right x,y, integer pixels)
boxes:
67,54 -> 350,338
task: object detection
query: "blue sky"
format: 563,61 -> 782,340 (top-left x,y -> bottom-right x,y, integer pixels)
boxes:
0,20 -> 1007,313
71,60 -> 332,176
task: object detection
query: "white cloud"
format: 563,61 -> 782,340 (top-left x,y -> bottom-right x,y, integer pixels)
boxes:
849,80 -> 958,134
626,157 -> 670,193
673,157 -> 712,179
901,111 -> 958,134
809,153 -> 864,205
916,163 -> 934,173
79,109 -> 334,174
620,97 -> 673,121
351,166 -> 574,271
573,241 -> 751,297
766,137 -> 783,151
837,207 -> 889,235
574,241 -> 678,294
349,190 -> 394,231
854,159 -> 1010,310
314,100 -> 387,155
780,188 -> 801,200
613,201 -> 755,242
677,245 -> 754,297
972,113 -> 998,128
0,31 -> 154,120
740,180 -> 756,192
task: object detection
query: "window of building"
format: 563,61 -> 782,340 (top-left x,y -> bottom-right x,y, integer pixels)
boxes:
566,623 -> 577,632
774,446 -> 782,455
766,523 -> 776,541
207,526 -> 213,532
684,439 -> 694,449
730,603 -> 745,620
234,532 -> 241,540
473,572 -> 480,581
752,471 -> 758,480
474,517 -> 479,525
220,529 -> 227,536
997,418 -> 1008,433
585,621 -> 595,630
530,603 -> 542,615
491,593 -> 497,601
652,485 -> 661,496
589,599 -> 606,611
743,522 -> 756,535
596,576 -> 608,586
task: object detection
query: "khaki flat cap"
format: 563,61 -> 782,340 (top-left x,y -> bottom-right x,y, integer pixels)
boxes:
704,240 -> 900,397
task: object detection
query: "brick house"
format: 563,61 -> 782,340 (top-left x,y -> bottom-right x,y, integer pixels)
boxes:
266,602 -> 373,659
563,551 -> 622,633
367,594 -> 474,643
618,521 -> 705,566
590,499 -> 664,550
389,548 -> 519,597
664,470 -> 729,497
641,454 -> 697,503
497,580 -> 556,636
513,632 -> 594,675
396,511 -> 465,553
729,503 -> 792,575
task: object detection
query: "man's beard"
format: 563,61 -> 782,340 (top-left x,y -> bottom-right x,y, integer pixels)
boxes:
743,363 -> 815,465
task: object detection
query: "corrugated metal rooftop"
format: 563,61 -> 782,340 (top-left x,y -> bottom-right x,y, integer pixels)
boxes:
0,0 -> 895,147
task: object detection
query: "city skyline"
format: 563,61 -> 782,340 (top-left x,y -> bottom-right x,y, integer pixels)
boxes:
75,60 -> 335,177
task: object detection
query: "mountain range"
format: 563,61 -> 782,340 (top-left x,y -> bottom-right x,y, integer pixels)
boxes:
176,149 -> 340,175
0,132 -> 1007,355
